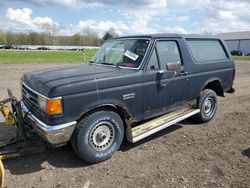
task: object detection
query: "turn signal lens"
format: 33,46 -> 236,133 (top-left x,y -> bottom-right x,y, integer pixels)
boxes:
46,99 -> 63,115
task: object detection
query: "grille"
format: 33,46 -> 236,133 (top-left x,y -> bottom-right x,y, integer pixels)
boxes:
22,83 -> 40,113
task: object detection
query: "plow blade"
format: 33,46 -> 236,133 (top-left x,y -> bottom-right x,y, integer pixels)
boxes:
0,156 -> 4,188
0,137 -> 47,188
0,90 -> 47,187
0,137 -> 46,160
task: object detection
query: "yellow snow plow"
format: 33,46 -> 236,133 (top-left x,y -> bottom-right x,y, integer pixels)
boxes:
0,90 -> 46,188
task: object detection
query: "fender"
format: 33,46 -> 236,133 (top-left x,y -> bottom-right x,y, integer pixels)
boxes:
78,98 -> 134,126
201,77 -> 224,97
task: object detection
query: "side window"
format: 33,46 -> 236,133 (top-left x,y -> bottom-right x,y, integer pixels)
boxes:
147,49 -> 159,71
186,39 -> 228,62
156,41 -> 181,70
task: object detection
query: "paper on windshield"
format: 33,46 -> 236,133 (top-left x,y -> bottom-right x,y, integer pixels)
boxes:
124,50 -> 139,61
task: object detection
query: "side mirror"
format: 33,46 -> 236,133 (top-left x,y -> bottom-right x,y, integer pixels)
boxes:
157,70 -> 165,75
166,61 -> 181,71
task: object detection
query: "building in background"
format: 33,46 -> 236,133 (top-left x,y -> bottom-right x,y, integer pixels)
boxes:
217,31 -> 250,55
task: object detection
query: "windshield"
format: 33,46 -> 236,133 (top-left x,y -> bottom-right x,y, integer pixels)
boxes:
91,38 -> 150,69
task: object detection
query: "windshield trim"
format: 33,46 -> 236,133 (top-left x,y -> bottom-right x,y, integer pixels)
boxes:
91,37 -> 152,70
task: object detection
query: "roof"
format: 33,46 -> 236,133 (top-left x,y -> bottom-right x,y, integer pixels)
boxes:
115,33 -> 181,39
115,33 -> 219,40
217,31 -> 250,40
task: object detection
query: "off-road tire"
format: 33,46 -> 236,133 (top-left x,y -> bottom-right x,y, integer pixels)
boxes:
71,109 -> 124,163
194,89 -> 217,123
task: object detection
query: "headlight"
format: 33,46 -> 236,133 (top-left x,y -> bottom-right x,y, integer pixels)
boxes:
38,96 -> 63,115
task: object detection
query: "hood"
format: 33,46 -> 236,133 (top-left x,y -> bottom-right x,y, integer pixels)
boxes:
22,64 -> 129,97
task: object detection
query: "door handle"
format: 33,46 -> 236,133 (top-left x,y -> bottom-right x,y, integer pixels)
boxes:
180,71 -> 188,76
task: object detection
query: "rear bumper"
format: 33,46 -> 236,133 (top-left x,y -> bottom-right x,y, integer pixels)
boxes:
21,102 -> 76,145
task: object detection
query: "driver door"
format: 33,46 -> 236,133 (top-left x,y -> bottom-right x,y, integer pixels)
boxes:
142,39 -> 189,119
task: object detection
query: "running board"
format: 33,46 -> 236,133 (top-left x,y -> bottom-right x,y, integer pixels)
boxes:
127,108 -> 200,143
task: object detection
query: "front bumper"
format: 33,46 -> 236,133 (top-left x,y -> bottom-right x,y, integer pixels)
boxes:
21,102 -> 77,145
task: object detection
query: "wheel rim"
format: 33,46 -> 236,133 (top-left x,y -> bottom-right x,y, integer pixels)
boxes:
89,121 -> 115,152
203,97 -> 214,117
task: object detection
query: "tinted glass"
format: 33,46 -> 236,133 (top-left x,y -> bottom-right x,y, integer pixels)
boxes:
187,40 -> 228,62
92,39 -> 150,68
156,41 -> 181,69
147,49 -> 159,71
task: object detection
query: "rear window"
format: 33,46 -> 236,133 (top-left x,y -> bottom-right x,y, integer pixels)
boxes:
186,39 -> 228,62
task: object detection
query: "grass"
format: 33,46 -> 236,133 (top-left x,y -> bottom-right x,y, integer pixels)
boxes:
233,56 -> 250,61
0,49 -> 98,63
1,50 -> 249,63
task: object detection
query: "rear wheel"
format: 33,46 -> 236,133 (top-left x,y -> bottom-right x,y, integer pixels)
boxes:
71,109 -> 124,163
194,89 -> 217,123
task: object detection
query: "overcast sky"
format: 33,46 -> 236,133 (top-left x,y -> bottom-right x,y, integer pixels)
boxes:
0,0 -> 250,36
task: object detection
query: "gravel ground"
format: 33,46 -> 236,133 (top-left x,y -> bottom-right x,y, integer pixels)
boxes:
0,61 -> 249,188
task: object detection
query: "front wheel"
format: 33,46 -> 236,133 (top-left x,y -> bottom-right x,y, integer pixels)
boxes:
194,89 -> 217,123
71,109 -> 124,163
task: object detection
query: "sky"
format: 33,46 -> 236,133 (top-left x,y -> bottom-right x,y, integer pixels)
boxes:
0,0 -> 250,36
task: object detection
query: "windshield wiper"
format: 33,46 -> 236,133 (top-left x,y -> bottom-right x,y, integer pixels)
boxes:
100,62 -> 114,65
100,62 -> 121,69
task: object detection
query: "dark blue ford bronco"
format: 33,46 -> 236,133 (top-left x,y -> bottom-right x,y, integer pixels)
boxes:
21,34 -> 235,163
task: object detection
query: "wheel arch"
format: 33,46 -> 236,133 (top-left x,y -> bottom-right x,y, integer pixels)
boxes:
201,78 -> 224,97
77,104 -> 132,128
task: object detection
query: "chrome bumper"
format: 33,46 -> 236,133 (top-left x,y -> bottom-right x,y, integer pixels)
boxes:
21,102 -> 76,145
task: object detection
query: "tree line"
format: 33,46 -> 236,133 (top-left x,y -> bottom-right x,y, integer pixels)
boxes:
0,28 -> 118,46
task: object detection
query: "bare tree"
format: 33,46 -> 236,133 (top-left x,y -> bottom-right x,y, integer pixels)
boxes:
0,31 -> 102,46
102,28 -> 118,43
0,31 -> 6,44
42,23 -> 59,45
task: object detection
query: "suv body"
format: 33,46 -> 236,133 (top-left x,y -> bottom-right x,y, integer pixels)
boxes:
21,34 -> 235,163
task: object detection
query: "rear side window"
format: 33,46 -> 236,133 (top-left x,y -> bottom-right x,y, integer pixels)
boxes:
187,39 -> 228,62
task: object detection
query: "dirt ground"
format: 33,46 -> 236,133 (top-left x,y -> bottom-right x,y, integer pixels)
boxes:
0,61 -> 249,188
